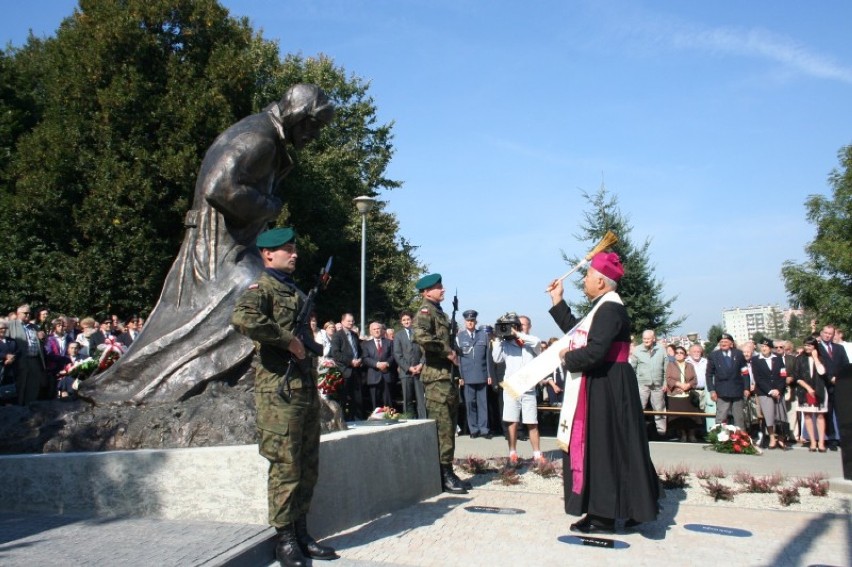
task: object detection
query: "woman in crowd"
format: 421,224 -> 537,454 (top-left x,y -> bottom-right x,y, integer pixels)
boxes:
752,338 -> 789,450
75,317 -> 101,358
320,321 -> 336,358
795,336 -> 829,452
44,318 -> 71,397
665,345 -> 702,442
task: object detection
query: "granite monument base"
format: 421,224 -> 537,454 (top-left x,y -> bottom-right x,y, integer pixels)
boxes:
0,419 -> 440,538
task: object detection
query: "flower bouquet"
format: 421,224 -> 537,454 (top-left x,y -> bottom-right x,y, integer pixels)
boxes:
368,406 -> 400,421
317,367 -> 343,396
706,424 -> 761,455
96,337 -> 126,372
61,358 -> 99,380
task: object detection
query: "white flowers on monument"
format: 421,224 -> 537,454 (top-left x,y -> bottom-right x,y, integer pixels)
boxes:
717,430 -> 730,442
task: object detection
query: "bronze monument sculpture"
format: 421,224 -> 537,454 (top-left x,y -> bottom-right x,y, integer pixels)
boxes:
83,84 -> 335,405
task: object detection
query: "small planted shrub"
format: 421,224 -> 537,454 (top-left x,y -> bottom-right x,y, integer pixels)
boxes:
777,487 -> 800,507
531,459 -> 560,479
456,455 -> 489,475
743,476 -> 776,494
498,466 -> 521,486
709,466 -> 726,479
703,480 -> 736,502
659,464 -> 690,490
733,470 -> 754,485
809,480 -> 830,497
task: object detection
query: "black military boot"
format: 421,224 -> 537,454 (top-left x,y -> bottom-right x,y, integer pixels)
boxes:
294,514 -> 338,560
446,465 -> 472,490
441,464 -> 468,494
275,525 -> 307,567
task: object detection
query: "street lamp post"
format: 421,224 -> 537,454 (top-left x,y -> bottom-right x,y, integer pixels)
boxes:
353,196 -> 376,336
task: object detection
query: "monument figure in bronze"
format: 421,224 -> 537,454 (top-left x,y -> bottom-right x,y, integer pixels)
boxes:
83,84 -> 334,404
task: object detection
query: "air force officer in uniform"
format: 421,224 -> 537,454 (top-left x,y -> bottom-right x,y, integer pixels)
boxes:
457,310 -> 492,438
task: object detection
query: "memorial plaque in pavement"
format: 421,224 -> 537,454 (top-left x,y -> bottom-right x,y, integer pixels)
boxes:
464,506 -> 525,515
684,524 -> 752,538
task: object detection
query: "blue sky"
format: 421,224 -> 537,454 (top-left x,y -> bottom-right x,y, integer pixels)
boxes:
4,1 -> 851,340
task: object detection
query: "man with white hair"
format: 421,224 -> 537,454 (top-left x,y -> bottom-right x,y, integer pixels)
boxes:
630,329 -> 667,438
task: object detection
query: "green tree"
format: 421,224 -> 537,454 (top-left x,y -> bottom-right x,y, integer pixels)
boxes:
704,323 -> 724,352
767,306 -> 785,339
751,331 -> 768,346
0,0 -> 421,323
566,184 -> 685,337
786,313 -> 803,342
782,144 -> 852,331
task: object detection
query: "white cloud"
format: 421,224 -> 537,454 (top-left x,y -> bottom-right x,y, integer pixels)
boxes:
671,25 -> 852,84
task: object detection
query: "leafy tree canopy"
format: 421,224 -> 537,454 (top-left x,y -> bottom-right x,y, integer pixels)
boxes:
782,143 -> 852,331
0,0 -> 421,324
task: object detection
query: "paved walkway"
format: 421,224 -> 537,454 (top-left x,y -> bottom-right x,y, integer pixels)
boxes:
1,437 -> 850,567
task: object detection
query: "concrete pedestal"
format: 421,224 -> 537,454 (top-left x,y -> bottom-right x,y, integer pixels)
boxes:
0,419 -> 441,538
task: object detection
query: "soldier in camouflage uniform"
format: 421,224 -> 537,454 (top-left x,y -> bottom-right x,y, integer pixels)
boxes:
232,227 -> 336,567
412,273 -> 470,494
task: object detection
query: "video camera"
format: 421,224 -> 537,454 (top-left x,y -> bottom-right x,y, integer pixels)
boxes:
494,312 -> 521,340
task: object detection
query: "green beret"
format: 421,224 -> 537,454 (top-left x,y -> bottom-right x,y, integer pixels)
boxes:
256,227 -> 296,249
415,273 -> 442,291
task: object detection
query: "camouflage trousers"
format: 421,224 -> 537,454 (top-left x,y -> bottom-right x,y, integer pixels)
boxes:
256,386 -> 320,528
424,379 -> 458,465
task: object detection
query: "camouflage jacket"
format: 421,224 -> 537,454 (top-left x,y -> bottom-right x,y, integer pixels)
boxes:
413,299 -> 453,383
231,271 -> 312,393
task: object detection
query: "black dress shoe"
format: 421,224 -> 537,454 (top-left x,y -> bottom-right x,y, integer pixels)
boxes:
470,432 -> 480,439
570,515 -> 615,534
483,432 -> 493,439
624,519 -> 642,530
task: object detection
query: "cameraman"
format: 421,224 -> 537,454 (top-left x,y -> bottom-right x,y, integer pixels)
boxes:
491,314 -> 544,464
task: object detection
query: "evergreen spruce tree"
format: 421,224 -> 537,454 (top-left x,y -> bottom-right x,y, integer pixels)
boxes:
566,184 -> 685,337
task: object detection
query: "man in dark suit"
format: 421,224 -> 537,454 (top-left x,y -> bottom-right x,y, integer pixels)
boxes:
393,311 -> 425,417
0,322 -> 19,401
117,316 -> 141,349
329,312 -> 364,420
818,325 -> 850,451
706,333 -> 751,429
362,321 -> 395,410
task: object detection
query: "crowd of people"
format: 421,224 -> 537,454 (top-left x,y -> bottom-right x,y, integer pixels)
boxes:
307,309 -> 851,458
0,304 -> 142,405
3,298 -> 848,460
630,325 -> 850,453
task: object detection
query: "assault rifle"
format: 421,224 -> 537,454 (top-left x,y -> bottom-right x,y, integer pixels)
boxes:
278,256 -> 333,401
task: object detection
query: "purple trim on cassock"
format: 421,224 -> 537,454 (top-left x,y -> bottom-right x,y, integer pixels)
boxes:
606,341 -> 630,362
570,376 -> 588,494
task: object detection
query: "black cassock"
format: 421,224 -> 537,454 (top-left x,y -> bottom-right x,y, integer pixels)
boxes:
550,297 -> 660,522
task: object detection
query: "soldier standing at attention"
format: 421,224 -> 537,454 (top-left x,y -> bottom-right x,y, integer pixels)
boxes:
232,227 -> 336,567
412,273 -> 470,494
